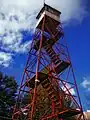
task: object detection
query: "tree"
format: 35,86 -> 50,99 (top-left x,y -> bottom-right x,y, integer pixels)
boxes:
0,72 -> 18,120
85,91 -> 90,109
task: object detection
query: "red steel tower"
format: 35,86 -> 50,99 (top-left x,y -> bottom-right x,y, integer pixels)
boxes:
12,3 -> 86,120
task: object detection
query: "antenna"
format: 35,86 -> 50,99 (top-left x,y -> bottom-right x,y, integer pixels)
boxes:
43,0 -> 45,6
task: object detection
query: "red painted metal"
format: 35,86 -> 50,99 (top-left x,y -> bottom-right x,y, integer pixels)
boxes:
12,3 -> 86,120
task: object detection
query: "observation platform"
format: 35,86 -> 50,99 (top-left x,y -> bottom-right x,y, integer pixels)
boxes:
26,72 -> 48,88
26,59 -> 70,88
58,109 -> 81,119
42,109 -> 81,119
41,61 -> 70,74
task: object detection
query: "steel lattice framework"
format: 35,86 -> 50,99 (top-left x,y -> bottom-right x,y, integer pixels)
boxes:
12,4 -> 86,120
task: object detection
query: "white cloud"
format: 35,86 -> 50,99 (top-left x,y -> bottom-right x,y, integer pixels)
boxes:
0,0 -> 88,67
11,41 -> 32,53
0,52 -> 12,67
46,0 -> 88,23
1,32 -> 31,53
81,77 -> 90,91
87,110 -> 90,112
2,32 -> 22,45
62,82 -> 75,95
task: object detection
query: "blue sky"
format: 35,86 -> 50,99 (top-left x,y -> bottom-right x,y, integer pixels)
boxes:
64,16 -> 90,110
0,0 -> 90,111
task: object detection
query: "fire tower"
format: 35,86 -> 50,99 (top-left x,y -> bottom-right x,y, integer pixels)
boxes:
12,3 -> 86,120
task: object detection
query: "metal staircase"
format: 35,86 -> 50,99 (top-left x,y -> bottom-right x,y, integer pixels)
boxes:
43,44 -> 70,74
41,78 -> 62,113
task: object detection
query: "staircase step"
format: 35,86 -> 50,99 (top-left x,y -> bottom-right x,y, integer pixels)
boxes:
50,56 -> 56,61
50,54 -> 56,58
52,57 -> 59,62
52,57 -> 57,61
54,60 -> 60,65
49,51 -> 55,56
55,102 -> 60,106
45,47 -> 51,51
42,83 -> 50,88
42,79 -> 49,85
47,50 -> 53,54
47,86 -> 52,91
51,95 -> 56,99
46,48 -> 51,51
48,91 -> 54,96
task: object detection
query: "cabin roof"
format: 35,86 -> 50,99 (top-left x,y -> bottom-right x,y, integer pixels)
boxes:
36,3 -> 61,19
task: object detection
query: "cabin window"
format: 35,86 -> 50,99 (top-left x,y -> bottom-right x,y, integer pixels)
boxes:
45,6 -> 60,17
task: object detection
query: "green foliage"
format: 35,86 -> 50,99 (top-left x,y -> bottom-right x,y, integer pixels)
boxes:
0,72 -> 18,120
